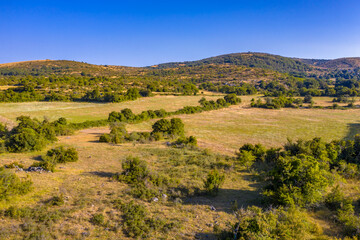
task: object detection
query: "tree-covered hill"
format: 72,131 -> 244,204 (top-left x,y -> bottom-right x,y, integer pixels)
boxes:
300,57 -> 360,69
0,60 -> 138,77
153,52 -> 314,74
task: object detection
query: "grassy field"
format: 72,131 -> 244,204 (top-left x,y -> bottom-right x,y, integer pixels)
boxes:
0,94 -> 222,124
127,103 -> 360,155
1,95 -> 360,239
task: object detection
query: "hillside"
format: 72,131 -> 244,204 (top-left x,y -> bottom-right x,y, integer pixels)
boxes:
153,52 -> 314,74
0,60 -> 137,76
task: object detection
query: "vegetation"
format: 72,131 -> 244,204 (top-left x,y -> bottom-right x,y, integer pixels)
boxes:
2,55 -> 360,239
0,170 -> 32,200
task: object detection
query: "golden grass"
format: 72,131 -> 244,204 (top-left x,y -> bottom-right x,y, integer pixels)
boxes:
0,95 -> 221,123
1,95 -> 360,239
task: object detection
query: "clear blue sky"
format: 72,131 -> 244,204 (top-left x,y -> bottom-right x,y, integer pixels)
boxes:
1,0 -> 360,66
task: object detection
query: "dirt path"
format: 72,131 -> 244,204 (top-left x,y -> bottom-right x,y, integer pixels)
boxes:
0,115 -> 15,129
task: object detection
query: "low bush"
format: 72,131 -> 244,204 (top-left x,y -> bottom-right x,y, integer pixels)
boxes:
0,170 -> 32,200
204,169 -> 225,196
219,206 -> 322,239
31,146 -> 78,172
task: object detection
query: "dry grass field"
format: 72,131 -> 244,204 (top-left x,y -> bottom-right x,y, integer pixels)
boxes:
1,95 -> 360,239
0,95 -> 222,124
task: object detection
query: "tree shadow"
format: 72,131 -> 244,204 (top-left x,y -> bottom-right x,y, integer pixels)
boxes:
84,171 -> 114,178
183,179 -> 263,214
343,123 -> 360,141
32,155 -> 43,162
193,232 -> 218,240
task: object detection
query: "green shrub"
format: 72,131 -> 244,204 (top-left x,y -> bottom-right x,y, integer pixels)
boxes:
115,156 -> 149,184
31,146 -> 78,172
0,170 -> 32,200
45,146 -> 78,163
99,133 -> 111,142
325,186 -> 350,211
120,201 -> 150,238
173,136 -> 198,147
48,195 -> 65,206
91,213 -> 105,226
236,150 -> 256,169
6,128 -> 47,152
118,200 -> 178,238
263,155 -> 330,207
220,206 -> 322,239
204,169 -> 225,196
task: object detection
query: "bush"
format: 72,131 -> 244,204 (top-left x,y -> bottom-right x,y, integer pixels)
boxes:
224,94 -> 241,105
173,136 -> 197,147
45,146 -> 78,163
204,169 -> 225,196
325,186 -> 350,211
31,146 -> 78,172
118,200 -> 178,238
263,155 -> 330,207
236,150 -> 256,169
6,128 -> 47,152
220,206 -> 322,239
91,213 -> 105,226
151,118 -> 185,138
0,170 -> 32,200
115,156 -> 149,184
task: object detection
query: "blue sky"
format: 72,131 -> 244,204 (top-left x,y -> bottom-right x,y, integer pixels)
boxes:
1,0 -> 360,66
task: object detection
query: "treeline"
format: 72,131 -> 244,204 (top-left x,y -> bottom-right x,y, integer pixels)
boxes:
107,94 -> 241,123
0,75 -> 200,103
251,96 -> 356,109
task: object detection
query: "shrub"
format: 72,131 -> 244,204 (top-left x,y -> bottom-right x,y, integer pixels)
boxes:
6,128 -> 47,152
91,213 -> 105,226
220,206 -> 322,239
48,195 -> 65,206
99,133 -> 111,142
236,150 -> 256,169
120,201 -> 150,237
118,200 -> 178,238
204,169 -> 225,196
224,94 -> 241,105
325,186 -> 350,211
31,146 -> 78,172
173,136 -> 197,147
263,155 -> 330,207
45,146 -> 78,163
0,170 -> 32,200
116,156 -> 149,184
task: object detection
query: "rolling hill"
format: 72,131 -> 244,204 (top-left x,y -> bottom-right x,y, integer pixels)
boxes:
153,52 -> 314,74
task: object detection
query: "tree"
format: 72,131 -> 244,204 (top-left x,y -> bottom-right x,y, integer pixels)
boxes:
224,94 -> 241,105
264,154 -> 330,207
204,169 -> 225,195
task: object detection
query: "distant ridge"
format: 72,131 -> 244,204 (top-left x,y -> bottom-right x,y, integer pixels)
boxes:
152,52 -> 313,74
0,52 -> 359,77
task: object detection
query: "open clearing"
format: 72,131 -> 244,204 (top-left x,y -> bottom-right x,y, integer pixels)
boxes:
0,95 -> 222,123
1,95 -> 360,239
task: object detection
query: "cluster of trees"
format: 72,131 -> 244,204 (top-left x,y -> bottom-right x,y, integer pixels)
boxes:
200,82 -> 257,95
0,116 -> 71,153
232,136 -> 360,238
99,118 -> 186,144
108,94 -> 241,123
0,86 -> 146,103
250,96 -> 303,109
0,74 -> 201,103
